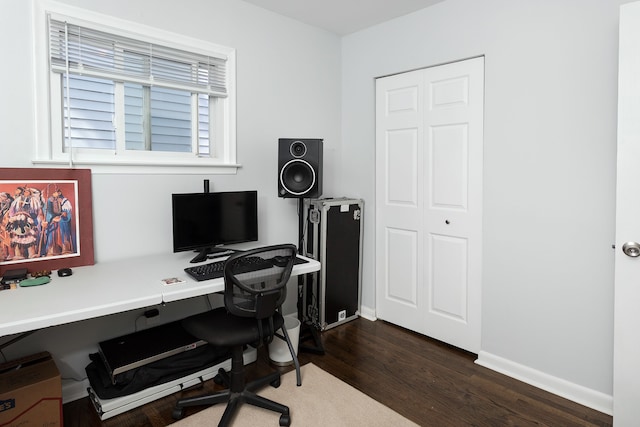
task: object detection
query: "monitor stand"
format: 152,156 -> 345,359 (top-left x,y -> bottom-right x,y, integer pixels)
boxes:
190,248 -> 210,263
189,246 -> 235,263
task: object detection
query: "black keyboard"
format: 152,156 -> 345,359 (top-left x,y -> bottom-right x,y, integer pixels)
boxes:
184,256 -> 273,282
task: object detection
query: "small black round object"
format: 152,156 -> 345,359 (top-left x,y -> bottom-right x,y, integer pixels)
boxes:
213,374 -> 225,385
279,414 -> 291,426
172,407 -> 185,420
57,268 -> 73,277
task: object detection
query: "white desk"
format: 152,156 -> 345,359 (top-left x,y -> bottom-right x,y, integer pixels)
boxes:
0,252 -> 320,338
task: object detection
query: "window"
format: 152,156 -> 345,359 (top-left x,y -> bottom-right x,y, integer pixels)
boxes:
34,4 -> 237,173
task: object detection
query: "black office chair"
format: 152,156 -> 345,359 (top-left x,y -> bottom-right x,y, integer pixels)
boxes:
172,244 -> 300,427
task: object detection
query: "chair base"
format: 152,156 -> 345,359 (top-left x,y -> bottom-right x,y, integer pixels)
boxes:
173,350 -> 291,427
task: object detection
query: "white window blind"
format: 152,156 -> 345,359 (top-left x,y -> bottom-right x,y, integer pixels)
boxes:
34,3 -> 236,172
40,10 -> 236,167
48,17 -> 227,97
62,74 -> 115,149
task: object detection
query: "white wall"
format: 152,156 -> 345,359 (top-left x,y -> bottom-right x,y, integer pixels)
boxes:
0,0 -> 341,398
0,0 -> 629,413
342,0 -> 628,413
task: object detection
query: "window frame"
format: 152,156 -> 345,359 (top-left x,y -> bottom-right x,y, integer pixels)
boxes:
33,0 -> 238,174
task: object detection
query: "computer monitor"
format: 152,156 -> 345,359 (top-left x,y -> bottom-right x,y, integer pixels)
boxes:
172,190 -> 258,263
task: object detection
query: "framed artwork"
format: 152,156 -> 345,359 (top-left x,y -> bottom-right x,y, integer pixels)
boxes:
0,168 -> 94,275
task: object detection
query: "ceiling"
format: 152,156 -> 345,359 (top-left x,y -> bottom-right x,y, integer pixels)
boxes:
242,0 -> 445,35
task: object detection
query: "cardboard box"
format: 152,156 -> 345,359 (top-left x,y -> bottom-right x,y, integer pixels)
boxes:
0,352 -> 62,427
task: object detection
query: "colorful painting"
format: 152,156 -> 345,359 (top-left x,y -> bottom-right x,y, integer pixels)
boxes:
0,168 -> 94,274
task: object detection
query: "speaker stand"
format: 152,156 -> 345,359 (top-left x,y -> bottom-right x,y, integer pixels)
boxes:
297,198 -> 325,355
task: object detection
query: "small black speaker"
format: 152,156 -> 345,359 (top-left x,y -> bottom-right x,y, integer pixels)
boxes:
278,138 -> 323,198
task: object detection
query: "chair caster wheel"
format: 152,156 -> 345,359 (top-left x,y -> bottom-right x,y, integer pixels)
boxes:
214,374 -> 224,385
172,406 -> 185,420
279,414 -> 291,426
270,377 -> 281,388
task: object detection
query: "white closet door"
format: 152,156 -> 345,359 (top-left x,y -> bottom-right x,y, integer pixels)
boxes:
375,57 -> 484,353
375,69 -> 425,333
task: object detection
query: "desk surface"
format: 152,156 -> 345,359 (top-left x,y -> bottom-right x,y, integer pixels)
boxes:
0,252 -> 319,337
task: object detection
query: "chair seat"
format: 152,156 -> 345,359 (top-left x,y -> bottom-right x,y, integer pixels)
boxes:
182,307 -> 285,348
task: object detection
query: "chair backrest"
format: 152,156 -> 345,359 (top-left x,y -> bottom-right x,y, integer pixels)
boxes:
223,244 -> 297,320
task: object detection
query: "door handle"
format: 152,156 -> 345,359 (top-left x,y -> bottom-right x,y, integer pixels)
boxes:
622,242 -> 640,257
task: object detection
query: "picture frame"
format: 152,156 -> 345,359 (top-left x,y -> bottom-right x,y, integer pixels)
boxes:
0,168 -> 94,275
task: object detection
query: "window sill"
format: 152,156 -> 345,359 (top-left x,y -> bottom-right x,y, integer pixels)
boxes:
32,159 -> 241,175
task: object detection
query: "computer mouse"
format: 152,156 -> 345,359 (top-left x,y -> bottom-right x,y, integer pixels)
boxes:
57,268 -> 73,277
271,256 -> 290,267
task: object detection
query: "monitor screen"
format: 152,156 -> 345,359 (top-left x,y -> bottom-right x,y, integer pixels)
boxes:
172,191 -> 258,262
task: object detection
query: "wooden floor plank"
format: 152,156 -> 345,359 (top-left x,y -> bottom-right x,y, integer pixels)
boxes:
63,318 -> 613,426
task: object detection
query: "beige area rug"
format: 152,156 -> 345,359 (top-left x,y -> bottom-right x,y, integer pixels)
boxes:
171,363 -> 418,426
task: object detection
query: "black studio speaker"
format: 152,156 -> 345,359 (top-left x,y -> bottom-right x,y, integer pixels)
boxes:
278,138 -> 323,198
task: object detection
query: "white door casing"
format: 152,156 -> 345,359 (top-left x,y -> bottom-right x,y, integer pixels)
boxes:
614,2 -> 640,425
375,57 -> 484,353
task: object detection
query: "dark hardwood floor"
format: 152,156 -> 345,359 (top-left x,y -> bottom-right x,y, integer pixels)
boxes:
63,318 -> 613,426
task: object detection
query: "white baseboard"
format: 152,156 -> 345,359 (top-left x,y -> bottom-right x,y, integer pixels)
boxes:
476,351 -> 613,416
62,378 -> 90,404
358,305 -> 377,321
